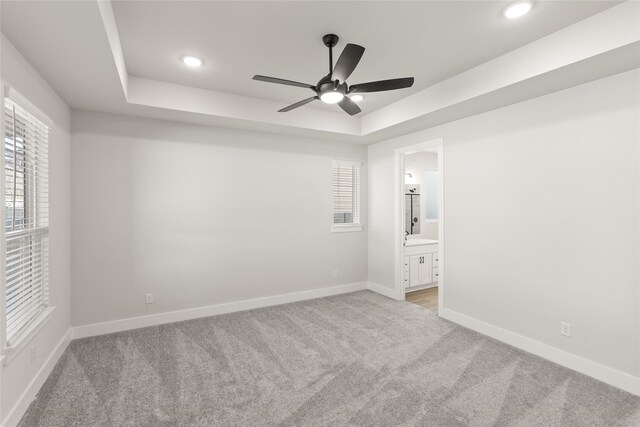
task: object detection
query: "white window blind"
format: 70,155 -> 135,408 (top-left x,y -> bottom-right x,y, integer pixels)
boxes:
4,97 -> 50,346
332,160 -> 361,226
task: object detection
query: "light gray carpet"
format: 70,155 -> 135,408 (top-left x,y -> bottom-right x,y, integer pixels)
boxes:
19,291 -> 640,426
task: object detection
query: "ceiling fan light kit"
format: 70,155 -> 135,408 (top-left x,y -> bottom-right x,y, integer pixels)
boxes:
320,91 -> 344,104
253,34 -> 415,115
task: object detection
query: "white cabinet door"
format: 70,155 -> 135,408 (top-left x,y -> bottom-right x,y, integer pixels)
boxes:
409,255 -> 422,287
403,256 -> 410,289
419,254 -> 433,284
409,254 -> 432,287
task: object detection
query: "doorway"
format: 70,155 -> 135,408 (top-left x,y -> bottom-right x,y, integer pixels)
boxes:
394,139 -> 444,314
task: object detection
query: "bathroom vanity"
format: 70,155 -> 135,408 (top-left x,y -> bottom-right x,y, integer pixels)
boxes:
403,239 -> 439,290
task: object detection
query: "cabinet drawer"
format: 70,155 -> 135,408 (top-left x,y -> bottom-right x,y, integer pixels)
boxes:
432,267 -> 439,282
432,252 -> 439,267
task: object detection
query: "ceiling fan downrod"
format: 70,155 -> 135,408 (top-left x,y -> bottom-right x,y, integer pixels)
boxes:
322,34 -> 339,75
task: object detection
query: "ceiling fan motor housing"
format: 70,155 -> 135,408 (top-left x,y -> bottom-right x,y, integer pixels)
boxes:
318,81 -> 346,96
316,72 -> 346,94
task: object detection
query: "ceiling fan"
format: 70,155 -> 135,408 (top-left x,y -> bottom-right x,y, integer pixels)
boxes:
252,34 -> 414,116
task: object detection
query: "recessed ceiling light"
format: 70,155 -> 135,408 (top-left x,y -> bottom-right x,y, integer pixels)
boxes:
182,55 -> 203,67
350,94 -> 364,102
320,91 -> 344,104
504,1 -> 533,19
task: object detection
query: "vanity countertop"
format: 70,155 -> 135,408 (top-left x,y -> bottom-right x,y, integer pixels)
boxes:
404,238 -> 438,247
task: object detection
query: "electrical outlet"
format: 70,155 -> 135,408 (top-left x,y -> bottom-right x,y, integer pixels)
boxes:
145,293 -> 154,304
333,270 -> 339,279
30,345 -> 37,363
560,322 -> 571,337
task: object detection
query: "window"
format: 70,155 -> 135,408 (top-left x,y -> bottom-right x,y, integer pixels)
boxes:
425,170 -> 439,221
3,96 -> 49,346
332,160 -> 361,232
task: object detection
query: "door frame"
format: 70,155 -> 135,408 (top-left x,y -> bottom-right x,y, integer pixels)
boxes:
394,138 -> 445,314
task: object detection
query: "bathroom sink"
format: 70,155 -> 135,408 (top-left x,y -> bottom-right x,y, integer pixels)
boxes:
404,238 -> 438,247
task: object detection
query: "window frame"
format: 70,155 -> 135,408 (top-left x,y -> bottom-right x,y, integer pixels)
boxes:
331,159 -> 362,233
1,87 -> 55,365
424,168 -> 439,223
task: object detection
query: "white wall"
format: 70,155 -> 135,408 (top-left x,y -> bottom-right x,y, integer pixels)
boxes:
404,151 -> 438,240
70,111 -> 367,327
0,34 -> 72,424
368,70 -> 640,380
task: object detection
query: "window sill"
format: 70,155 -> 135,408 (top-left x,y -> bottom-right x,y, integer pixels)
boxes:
331,225 -> 363,233
3,306 -> 56,366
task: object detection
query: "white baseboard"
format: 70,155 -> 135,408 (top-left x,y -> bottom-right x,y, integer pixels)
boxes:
3,329 -> 72,427
72,282 -> 368,340
367,281 -> 403,300
439,308 -> 640,397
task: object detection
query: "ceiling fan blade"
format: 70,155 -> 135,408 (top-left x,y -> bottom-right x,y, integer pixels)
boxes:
253,75 -> 315,89
278,96 -> 319,112
338,96 -> 361,116
332,44 -> 365,83
350,77 -> 414,93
